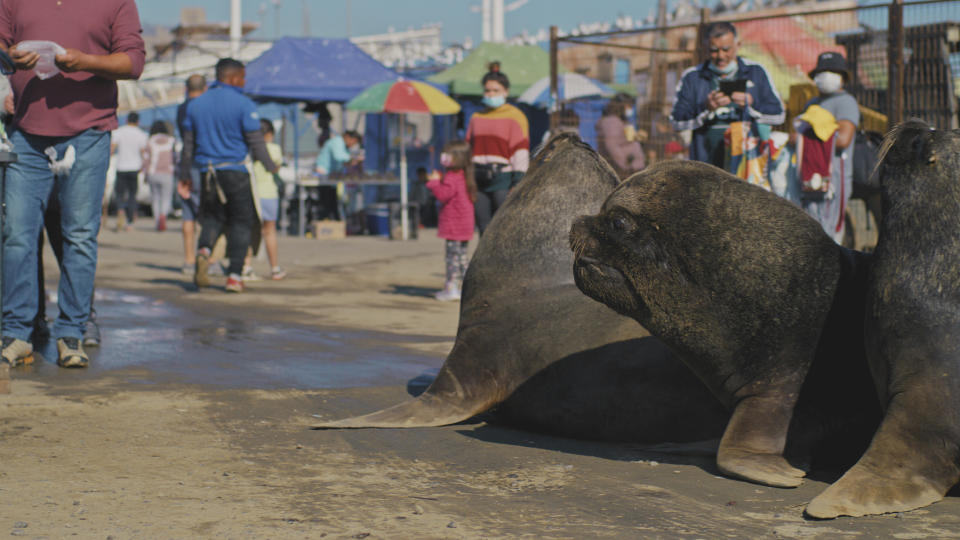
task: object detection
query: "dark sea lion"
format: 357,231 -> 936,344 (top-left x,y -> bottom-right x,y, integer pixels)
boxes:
312,134 -> 726,443
806,121 -> 960,518
570,160 -> 880,487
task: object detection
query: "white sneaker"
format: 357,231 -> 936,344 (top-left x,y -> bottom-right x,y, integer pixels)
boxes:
241,266 -> 262,282
434,285 -> 461,302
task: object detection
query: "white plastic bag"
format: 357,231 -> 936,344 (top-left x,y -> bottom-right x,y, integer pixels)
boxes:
16,40 -> 67,80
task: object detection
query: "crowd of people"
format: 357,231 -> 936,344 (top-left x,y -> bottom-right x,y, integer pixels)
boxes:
421,23 -> 861,299
0,7 -> 861,369
0,0 -> 288,369
669,21 -> 861,243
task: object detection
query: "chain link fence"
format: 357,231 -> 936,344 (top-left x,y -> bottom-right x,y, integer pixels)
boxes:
550,0 -> 960,163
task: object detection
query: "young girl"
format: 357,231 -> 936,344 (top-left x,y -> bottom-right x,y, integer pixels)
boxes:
426,140 -> 477,301
142,121 -> 177,231
250,118 -> 286,280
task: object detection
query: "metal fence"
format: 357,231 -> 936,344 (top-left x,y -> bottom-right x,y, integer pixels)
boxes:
550,0 -> 960,163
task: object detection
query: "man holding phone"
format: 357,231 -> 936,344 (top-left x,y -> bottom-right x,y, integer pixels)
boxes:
670,21 -> 784,167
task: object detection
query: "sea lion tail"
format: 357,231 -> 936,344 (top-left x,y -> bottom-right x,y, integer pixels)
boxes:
310,391 -> 483,429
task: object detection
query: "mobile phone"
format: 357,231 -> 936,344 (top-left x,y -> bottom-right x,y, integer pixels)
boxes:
719,79 -> 747,96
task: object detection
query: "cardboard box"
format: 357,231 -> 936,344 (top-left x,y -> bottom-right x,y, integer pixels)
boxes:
312,219 -> 346,240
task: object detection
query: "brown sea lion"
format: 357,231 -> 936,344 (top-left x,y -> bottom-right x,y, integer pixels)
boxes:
570,160 -> 880,487
312,134 -> 727,443
805,120 -> 960,518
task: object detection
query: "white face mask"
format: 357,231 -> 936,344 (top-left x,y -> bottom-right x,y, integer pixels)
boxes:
814,71 -> 843,94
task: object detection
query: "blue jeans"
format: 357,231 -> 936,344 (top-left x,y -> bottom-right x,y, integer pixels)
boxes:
3,128 -> 110,341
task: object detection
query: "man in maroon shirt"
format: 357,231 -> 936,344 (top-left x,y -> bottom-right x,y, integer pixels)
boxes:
0,0 -> 144,369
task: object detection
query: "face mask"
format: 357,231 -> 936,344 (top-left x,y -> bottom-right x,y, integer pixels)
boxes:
440,152 -> 453,168
709,61 -> 737,76
482,95 -> 506,109
624,108 -> 635,120
814,71 -> 843,94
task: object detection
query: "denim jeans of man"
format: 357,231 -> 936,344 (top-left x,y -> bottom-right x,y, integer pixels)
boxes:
197,168 -> 257,276
2,128 -> 109,341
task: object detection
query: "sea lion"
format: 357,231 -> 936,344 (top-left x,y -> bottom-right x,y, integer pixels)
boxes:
805,120 -> 960,518
570,160 -> 880,487
312,134 -> 727,443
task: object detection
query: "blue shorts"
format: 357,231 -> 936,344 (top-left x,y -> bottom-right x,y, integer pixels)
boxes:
180,168 -> 202,222
260,198 -> 279,222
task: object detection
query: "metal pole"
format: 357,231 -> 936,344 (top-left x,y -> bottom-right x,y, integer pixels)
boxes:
549,25 -> 558,129
295,105 -> 305,237
888,0 -> 905,127
400,113 -> 409,241
229,0 -> 242,58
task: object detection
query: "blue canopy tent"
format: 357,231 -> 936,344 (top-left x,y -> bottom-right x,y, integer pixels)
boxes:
243,37 -> 403,235
245,37 -> 402,102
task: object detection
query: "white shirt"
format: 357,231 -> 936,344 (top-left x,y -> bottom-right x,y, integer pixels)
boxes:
112,124 -> 148,172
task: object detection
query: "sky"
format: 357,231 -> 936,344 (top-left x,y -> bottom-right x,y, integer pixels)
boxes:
134,0 -> 663,44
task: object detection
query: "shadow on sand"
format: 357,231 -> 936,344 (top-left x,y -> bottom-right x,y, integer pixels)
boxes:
380,284 -> 441,298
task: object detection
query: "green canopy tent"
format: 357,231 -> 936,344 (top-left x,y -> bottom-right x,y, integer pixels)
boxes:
428,42 -> 564,97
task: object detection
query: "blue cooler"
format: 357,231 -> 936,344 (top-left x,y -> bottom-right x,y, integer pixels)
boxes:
366,203 -> 390,236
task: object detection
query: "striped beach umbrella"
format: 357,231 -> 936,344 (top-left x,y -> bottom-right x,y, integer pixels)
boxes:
347,80 -> 461,240
346,79 -> 461,115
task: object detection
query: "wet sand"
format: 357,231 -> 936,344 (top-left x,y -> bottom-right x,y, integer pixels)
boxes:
1,221 -> 958,539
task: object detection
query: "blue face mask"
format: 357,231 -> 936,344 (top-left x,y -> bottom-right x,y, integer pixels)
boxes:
482,95 -> 506,109
709,61 -> 738,76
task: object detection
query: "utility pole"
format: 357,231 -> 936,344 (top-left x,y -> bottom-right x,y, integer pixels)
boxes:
272,0 -> 282,40
302,0 -> 310,37
492,0 -> 504,42
346,0 -> 352,38
229,0 -> 242,57
482,0 -> 492,42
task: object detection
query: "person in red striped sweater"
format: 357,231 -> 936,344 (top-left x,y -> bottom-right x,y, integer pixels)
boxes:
466,63 -> 529,234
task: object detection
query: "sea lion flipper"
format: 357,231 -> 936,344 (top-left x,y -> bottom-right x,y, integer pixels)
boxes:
805,401 -> 955,518
310,393 -> 479,429
716,395 -> 807,488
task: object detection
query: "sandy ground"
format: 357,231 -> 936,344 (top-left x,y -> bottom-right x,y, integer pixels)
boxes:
1,220 -> 958,539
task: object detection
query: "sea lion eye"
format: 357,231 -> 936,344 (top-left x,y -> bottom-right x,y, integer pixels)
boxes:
610,215 -> 630,232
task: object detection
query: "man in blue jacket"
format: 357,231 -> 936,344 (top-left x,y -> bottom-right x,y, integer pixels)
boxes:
670,22 -> 784,167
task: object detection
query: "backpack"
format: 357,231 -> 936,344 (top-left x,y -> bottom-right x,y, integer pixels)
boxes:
852,130 -> 883,199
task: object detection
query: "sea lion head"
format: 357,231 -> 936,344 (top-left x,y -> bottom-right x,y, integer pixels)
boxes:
876,120 -> 960,199
570,159 -> 840,337
569,161 -> 701,321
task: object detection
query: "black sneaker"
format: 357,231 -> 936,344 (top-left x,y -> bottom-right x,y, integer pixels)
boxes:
82,318 -> 101,347
57,337 -> 89,368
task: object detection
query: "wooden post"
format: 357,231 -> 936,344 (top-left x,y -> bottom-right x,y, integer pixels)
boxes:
550,25 -> 559,130
888,0 -> 905,127
645,0 -> 669,163
697,8 -> 712,65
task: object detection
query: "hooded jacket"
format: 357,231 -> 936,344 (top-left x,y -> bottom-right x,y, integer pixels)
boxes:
670,57 -> 785,164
